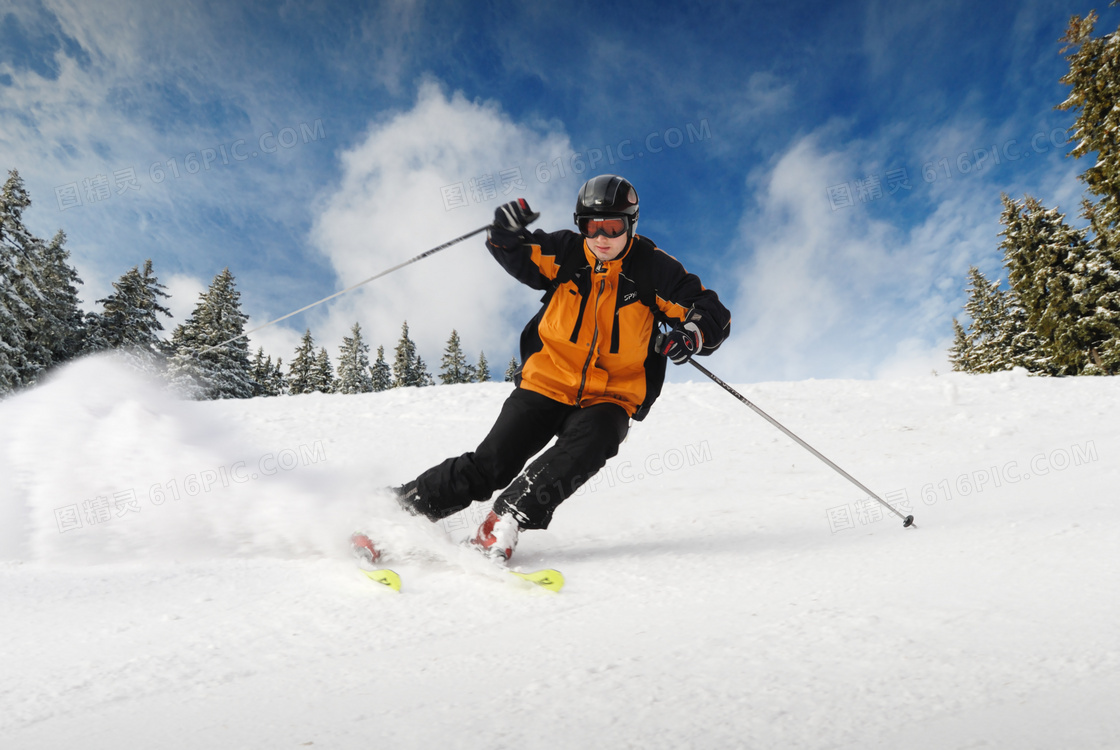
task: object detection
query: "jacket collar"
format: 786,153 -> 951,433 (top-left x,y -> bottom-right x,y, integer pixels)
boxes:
582,235 -> 635,272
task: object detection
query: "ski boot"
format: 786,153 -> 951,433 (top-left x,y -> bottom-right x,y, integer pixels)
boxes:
350,532 -> 381,564
469,510 -> 520,562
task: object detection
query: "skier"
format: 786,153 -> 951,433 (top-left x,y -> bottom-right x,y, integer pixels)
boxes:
379,174 -> 730,561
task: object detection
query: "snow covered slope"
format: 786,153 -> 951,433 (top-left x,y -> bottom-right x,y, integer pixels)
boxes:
2,355 -> 1118,749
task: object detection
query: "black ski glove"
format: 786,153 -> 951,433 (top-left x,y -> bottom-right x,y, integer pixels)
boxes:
659,322 -> 703,364
493,199 -> 540,234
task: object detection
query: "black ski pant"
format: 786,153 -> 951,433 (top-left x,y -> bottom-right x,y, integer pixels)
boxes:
409,387 -> 630,530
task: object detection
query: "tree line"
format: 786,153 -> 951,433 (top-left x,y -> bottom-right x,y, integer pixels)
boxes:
950,8 -> 1120,376
0,169 -> 520,399
259,321 -> 521,398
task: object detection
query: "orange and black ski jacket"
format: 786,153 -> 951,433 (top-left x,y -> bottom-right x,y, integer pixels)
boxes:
487,228 -> 731,420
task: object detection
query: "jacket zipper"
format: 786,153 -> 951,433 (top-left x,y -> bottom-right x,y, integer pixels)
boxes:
575,277 -> 606,404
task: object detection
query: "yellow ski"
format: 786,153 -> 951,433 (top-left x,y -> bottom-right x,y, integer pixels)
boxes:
363,568 -> 402,592
508,568 -> 565,592
352,531 -> 562,592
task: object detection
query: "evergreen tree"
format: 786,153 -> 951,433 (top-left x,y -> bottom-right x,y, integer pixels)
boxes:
288,329 -> 318,395
1057,8 -> 1120,374
250,347 -> 273,397
998,193 -> 1120,375
953,191 -> 1117,376
475,351 -> 490,382
312,347 -> 334,393
998,195 -> 1082,374
439,329 -> 475,384
1059,8 -> 1120,241
336,322 -> 374,394
1074,201 -> 1120,373
504,356 -> 520,382
86,259 -> 172,372
270,356 -> 288,396
415,355 -> 435,387
1002,297 -> 1048,373
0,170 -> 38,393
957,267 -> 1018,373
0,170 -> 86,389
38,231 -> 86,365
948,319 -> 973,373
0,272 -> 29,394
165,268 -> 253,399
392,321 -> 420,387
0,263 -> 25,394
371,345 -> 392,392
0,171 -> 88,390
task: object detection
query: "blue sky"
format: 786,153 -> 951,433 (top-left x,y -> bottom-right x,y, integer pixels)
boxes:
2,0 -> 1114,383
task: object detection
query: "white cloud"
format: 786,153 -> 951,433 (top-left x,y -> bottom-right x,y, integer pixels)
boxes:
2,0 -> 336,335
874,336 -> 954,379
310,81 -> 580,371
716,97 -> 1094,384
162,273 -> 207,326
353,0 -> 427,95
245,318 -> 303,368
2,1 -> 157,188
721,130 -> 1011,383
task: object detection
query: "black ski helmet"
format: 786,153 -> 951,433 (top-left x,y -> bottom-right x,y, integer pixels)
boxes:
574,174 -> 639,236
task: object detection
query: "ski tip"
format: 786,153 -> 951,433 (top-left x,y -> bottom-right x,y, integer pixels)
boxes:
364,568 -> 402,592
509,568 -> 565,592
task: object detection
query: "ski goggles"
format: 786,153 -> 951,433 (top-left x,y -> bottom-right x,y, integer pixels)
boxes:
577,215 -> 629,239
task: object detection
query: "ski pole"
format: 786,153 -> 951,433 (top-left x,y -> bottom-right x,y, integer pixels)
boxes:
198,223 -> 493,356
688,358 -> 916,528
